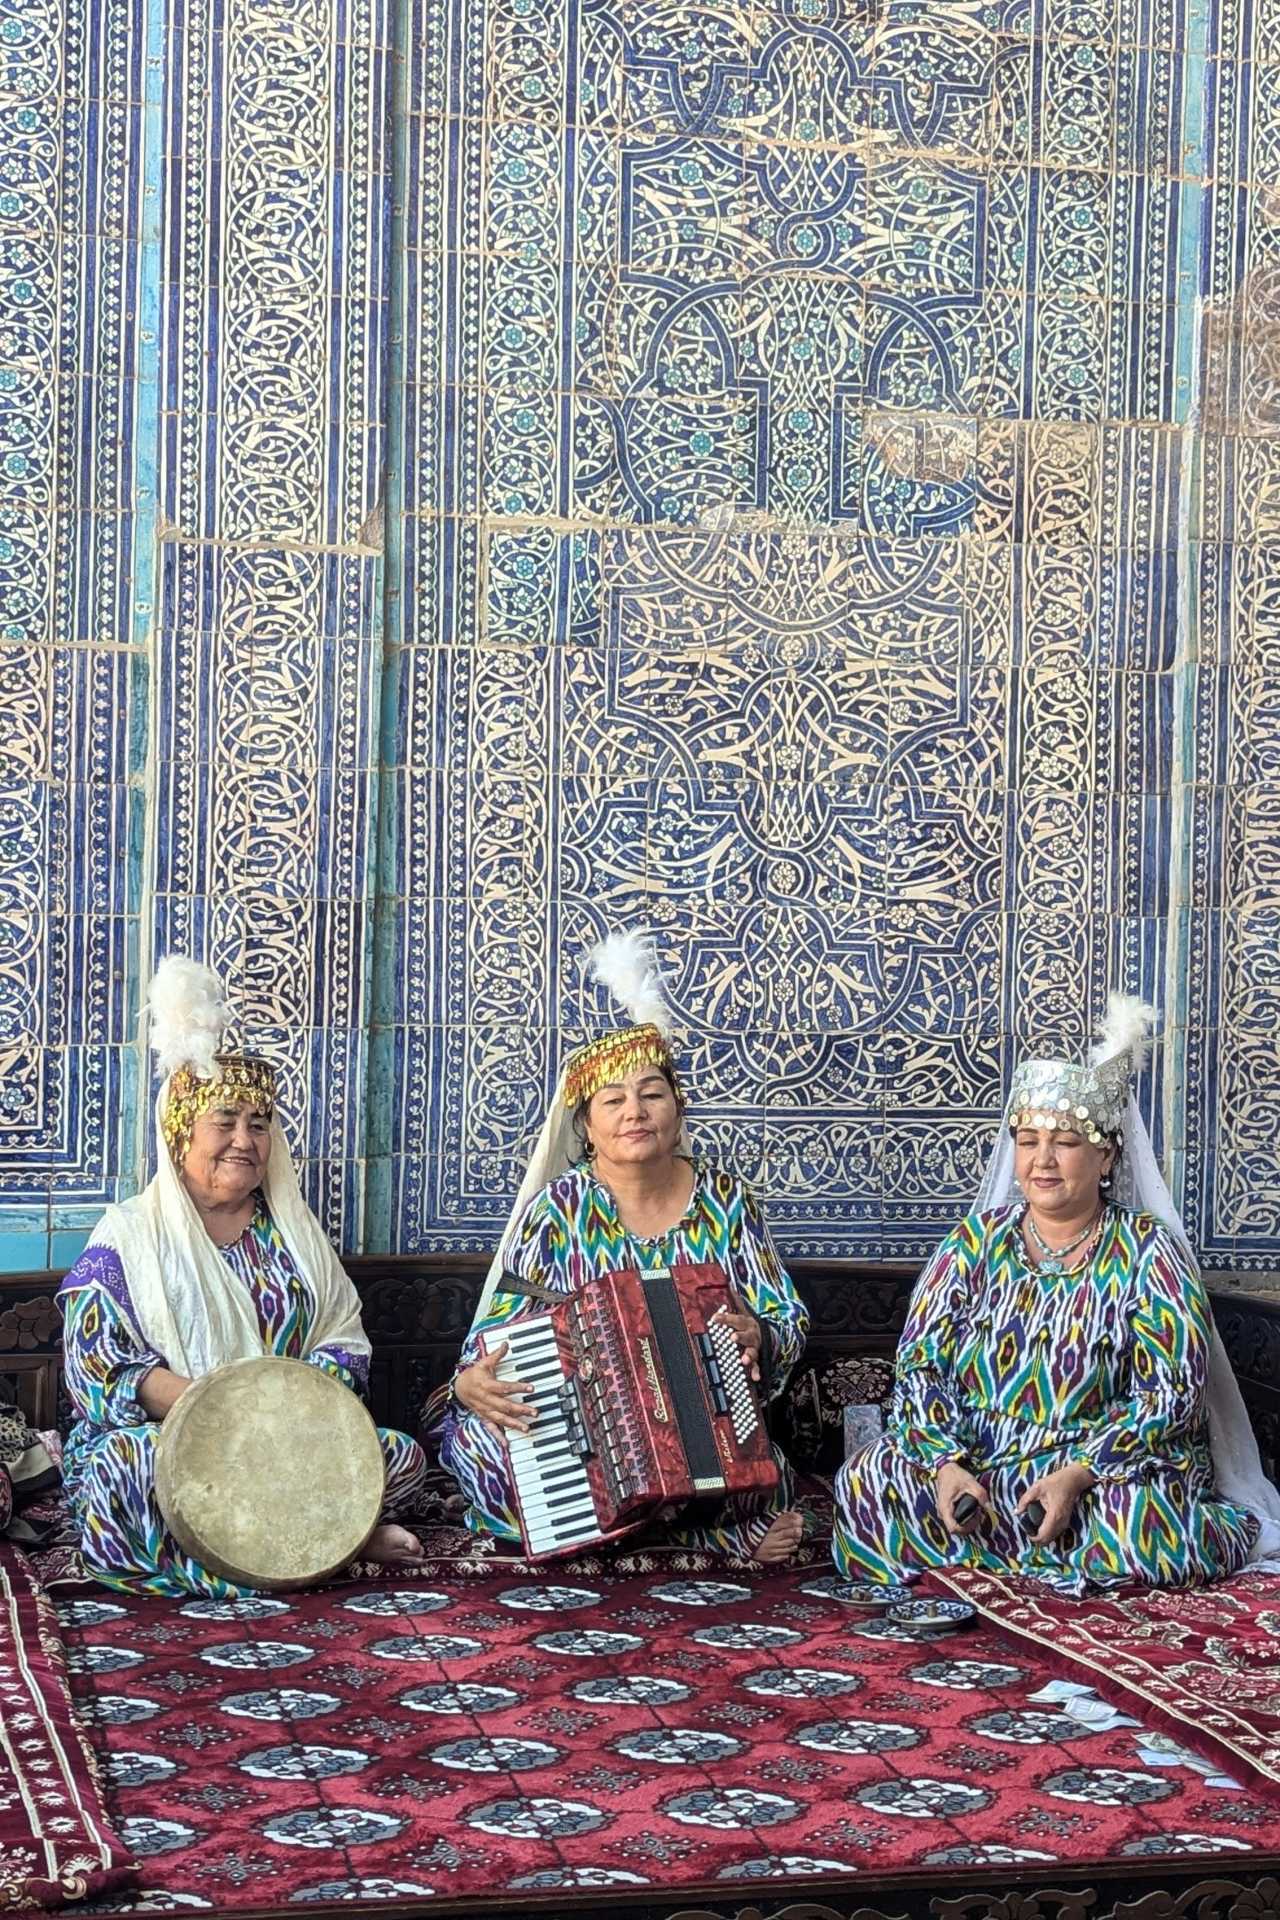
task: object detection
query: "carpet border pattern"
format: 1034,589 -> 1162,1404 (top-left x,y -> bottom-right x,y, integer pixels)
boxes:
0,1545 -> 137,1909
935,1566 -> 1280,1799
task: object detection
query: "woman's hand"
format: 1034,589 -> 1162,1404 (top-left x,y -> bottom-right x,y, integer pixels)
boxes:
138,1366 -> 193,1422
934,1460 -> 989,1535
454,1344 -> 535,1440
1018,1461 -> 1096,1546
715,1309 -> 763,1382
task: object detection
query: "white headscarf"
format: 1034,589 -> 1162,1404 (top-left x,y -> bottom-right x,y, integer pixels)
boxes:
86,1084 -> 370,1380
979,1089 -> 1280,1563
85,956 -> 370,1380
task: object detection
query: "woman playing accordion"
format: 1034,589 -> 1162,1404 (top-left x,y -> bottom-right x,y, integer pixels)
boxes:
431,933 -> 809,1564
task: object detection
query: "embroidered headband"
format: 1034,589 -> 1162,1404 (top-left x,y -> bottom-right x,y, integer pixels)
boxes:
160,1054 -> 277,1166
562,1024 -> 677,1110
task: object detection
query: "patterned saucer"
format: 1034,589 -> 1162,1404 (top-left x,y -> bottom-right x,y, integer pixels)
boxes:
887,1597 -> 976,1630
799,1578 -> 915,1608
834,1582 -> 916,1608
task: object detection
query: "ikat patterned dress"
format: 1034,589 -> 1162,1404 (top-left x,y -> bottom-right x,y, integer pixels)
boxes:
59,1202 -> 426,1598
834,1206 -> 1259,1595
435,1159 -> 809,1560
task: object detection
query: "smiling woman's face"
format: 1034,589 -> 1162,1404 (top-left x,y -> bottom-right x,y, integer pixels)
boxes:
182,1102 -> 272,1211
584,1065 -> 682,1172
1013,1125 -> 1114,1220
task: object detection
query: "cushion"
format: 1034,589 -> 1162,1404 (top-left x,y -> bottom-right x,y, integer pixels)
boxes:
0,1543 -> 137,1908
778,1352 -> 896,1470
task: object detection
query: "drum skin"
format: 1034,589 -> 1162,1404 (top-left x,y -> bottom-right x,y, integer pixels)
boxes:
154,1356 -> 386,1591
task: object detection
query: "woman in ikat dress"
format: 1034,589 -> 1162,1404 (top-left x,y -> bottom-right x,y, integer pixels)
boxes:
833,997 -> 1272,1596
432,934 -> 810,1564
59,959 -> 428,1599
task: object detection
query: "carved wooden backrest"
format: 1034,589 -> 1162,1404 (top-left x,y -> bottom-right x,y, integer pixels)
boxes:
3,1261 -> 1280,1463
0,1284 -> 63,1431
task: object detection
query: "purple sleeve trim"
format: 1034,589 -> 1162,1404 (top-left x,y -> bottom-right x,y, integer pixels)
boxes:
308,1344 -> 371,1393
57,1243 -> 146,1339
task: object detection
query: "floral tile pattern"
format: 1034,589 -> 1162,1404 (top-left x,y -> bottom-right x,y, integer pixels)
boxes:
384,0 -> 1208,1257
0,0 -> 1274,1267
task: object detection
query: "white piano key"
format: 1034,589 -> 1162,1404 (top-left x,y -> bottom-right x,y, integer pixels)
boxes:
485,1318 -> 606,1554
524,1490 -> 593,1525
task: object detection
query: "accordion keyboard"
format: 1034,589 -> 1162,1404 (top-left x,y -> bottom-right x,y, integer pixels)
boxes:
497,1318 -> 599,1556
481,1261 -> 777,1560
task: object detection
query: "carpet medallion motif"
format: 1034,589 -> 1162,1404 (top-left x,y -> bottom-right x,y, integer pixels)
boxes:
55,1568 -> 1280,1908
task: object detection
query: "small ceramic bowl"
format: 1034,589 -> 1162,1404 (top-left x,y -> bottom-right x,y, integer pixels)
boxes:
835,1581 -> 916,1608
887,1596 -> 976,1630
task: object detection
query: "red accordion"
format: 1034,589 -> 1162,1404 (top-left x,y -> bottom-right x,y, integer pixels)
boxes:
479,1261 -> 778,1560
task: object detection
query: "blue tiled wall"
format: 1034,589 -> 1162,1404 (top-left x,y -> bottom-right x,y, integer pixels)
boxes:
1,0 -> 1276,1268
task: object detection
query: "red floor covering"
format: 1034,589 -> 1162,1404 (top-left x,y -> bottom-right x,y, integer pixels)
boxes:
939,1564 -> 1280,1794
52,1568 -> 1280,1907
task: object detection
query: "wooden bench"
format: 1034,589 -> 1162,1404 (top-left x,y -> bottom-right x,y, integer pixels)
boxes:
6,1257 -> 1280,1467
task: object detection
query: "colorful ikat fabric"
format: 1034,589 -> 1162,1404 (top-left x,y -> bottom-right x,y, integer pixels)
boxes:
834,1207 -> 1258,1595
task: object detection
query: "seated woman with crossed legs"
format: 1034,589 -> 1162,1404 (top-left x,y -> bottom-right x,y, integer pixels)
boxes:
432,933 -> 809,1565
834,996 -> 1280,1595
59,959 -> 427,1598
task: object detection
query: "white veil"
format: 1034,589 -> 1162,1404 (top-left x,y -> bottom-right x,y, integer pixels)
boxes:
977,1093 -> 1280,1562
468,1067 -> 577,1335
89,954 -> 372,1379
466,929 -> 690,1338
88,1084 -> 370,1379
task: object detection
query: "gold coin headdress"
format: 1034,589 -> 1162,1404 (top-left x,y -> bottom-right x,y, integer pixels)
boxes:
561,931 -> 678,1111
149,956 -> 276,1165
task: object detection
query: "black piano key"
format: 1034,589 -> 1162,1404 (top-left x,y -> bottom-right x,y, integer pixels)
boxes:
542,1489 -> 592,1515
536,1465 -> 583,1493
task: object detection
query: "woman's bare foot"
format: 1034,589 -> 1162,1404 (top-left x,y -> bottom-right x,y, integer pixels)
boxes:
364,1523 -> 425,1566
750,1510 -> 804,1565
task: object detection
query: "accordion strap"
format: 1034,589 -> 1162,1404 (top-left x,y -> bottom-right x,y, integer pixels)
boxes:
491,1271 -> 563,1307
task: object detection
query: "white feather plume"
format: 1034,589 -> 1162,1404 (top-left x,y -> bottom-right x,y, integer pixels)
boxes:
1088,991 -> 1156,1072
148,956 -> 228,1079
586,930 -> 674,1036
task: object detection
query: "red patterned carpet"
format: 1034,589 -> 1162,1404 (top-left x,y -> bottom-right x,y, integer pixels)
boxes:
52,1566 -> 1280,1907
938,1564 -> 1280,1795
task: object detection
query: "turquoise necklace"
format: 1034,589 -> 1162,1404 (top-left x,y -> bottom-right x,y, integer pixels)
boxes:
1023,1205 -> 1104,1278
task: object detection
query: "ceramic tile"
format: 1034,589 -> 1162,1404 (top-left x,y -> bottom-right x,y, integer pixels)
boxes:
2,0 -> 1270,1272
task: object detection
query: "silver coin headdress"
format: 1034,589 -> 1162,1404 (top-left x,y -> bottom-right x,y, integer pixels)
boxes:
1005,993 -> 1155,1145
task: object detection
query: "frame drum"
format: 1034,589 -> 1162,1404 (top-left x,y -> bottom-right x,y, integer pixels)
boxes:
155,1356 -> 386,1591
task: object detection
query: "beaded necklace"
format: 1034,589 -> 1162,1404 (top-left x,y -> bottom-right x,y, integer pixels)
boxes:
1022,1204 -> 1105,1278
